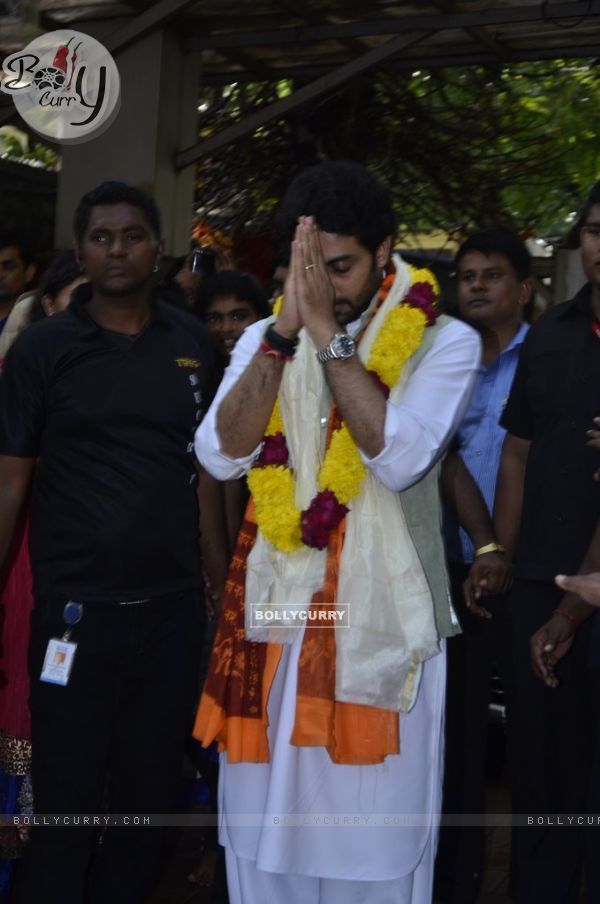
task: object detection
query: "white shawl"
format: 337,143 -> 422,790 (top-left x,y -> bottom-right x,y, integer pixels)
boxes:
245,255 -> 440,712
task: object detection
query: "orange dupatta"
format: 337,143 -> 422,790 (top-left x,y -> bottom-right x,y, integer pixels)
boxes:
193,414 -> 399,766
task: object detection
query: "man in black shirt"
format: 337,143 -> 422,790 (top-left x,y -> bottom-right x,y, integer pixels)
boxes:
495,181 -> 600,904
0,182 -> 221,903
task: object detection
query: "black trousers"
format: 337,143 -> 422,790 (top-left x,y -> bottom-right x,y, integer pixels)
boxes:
507,578 -> 600,904
20,590 -> 205,904
435,561 -> 514,904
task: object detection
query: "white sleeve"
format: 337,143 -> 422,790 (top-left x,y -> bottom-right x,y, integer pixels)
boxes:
194,319 -> 266,480
196,317 -> 481,488
360,319 -> 481,491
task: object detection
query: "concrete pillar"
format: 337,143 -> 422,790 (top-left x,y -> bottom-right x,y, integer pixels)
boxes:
55,27 -> 198,254
553,248 -> 586,304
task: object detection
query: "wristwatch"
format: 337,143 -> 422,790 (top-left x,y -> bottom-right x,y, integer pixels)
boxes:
316,332 -> 356,363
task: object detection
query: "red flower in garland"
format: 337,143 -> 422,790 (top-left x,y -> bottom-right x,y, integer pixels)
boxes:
405,281 -> 438,326
257,432 -> 289,466
301,490 -> 349,549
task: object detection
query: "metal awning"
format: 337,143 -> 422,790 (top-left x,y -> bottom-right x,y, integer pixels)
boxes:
2,0 -> 599,83
2,1 -> 599,168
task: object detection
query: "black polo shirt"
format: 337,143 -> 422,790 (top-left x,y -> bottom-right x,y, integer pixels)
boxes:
0,284 -> 217,602
501,283 -> 600,580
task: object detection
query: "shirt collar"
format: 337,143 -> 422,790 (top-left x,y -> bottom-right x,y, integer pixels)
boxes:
502,320 -> 530,355
68,282 -> 172,338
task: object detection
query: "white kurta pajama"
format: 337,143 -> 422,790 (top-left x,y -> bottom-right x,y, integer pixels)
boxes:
196,282 -> 480,903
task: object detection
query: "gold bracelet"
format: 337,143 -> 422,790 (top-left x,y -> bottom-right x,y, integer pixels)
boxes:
474,542 -> 505,557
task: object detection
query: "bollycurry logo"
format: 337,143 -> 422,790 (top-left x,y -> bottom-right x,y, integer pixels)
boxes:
1,30 -> 120,143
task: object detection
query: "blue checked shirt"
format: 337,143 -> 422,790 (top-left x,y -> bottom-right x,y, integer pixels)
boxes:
444,322 -> 529,564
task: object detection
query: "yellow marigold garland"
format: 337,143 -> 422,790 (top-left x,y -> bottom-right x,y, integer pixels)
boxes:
265,398 -> 284,436
248,265 -> 439,552
407,265 -> 440,297
368,305 -> 427,389
247,462 -> 302,552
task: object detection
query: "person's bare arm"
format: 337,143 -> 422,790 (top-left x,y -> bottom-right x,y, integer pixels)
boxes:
441,451 -> 511,617
555,572 -> 600,608
553,519 -> 600,619
531,513 -> 600,688
292,218 -> 387,458
224,479 -> 248,553
321,357 -> 387,458
216,352 -> 287,458
216,266 -> 302,459
197,465 -> 230,617
585,416 -> 600,480
0,455 -> 35,566
493,433 -> 531,559
441,451 -> 498,550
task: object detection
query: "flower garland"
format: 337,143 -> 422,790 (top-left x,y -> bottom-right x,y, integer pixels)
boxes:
192,221 -> 233,252
247,265 -> 440,552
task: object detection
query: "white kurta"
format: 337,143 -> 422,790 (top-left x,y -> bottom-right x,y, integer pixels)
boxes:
195,313 -> 480,903
197,316 -> 480,492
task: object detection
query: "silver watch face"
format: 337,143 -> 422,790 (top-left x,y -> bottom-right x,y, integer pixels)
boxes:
331,333 -> 355,358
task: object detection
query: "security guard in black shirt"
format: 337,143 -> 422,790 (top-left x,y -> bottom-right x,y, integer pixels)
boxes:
0,182 -> 223,903
495,180 -> 600,904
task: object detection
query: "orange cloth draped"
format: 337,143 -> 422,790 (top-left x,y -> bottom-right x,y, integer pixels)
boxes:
193,495 -> 400,766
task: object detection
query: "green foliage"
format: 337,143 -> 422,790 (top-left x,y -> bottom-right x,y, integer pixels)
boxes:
194,60 -> 600,243
0,137 -> 58,171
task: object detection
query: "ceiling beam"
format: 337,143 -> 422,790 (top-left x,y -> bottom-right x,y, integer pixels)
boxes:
216,46 -> 274,79
175,29 -> 430,170
466,25 -> 514,62
183,2 -> 600,51
195,43 -> 600,86
428,0 -> 514,61
274,0 -> 369,56
102,0 -> 198,55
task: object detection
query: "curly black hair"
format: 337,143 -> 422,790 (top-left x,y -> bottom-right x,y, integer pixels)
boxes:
274,161 -> 396,264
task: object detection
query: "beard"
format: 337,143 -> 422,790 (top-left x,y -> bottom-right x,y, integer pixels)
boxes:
333,263 -> 382,325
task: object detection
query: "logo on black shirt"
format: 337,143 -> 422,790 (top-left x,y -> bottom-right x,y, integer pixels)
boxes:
175,357 -> 201,369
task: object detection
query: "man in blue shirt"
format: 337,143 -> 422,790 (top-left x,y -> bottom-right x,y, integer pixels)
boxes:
436,228 -> 533,904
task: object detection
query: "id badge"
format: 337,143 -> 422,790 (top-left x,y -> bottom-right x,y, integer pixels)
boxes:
40,638 -> 77,686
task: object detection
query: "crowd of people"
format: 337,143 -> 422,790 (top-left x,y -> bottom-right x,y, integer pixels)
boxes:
0,164 -> 598,904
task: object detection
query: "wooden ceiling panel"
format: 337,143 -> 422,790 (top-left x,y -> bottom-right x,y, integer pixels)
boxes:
2,1 -> 599,76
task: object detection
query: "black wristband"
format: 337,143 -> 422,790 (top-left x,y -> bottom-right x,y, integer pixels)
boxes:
264,323 -> 298,356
